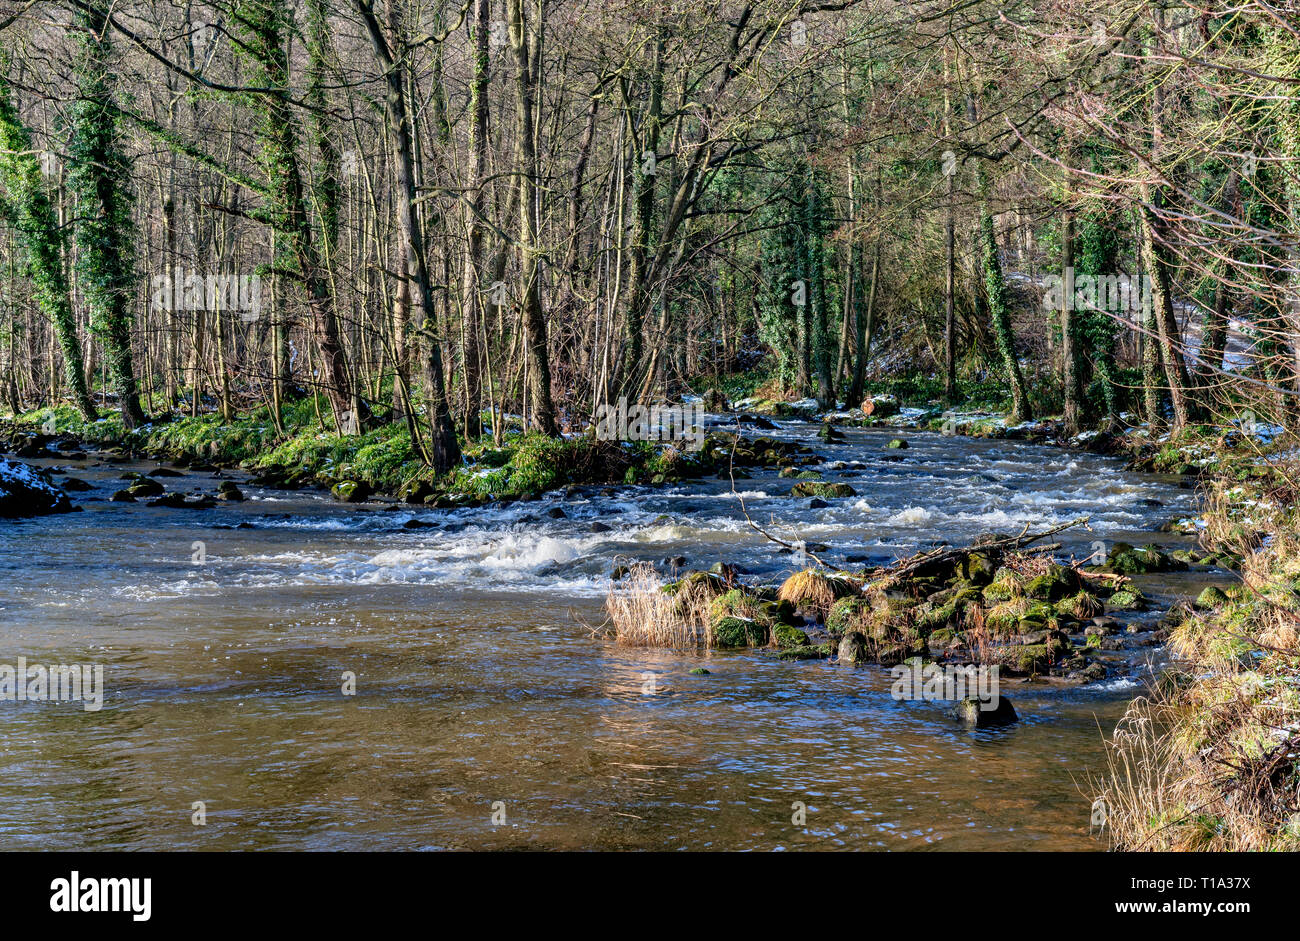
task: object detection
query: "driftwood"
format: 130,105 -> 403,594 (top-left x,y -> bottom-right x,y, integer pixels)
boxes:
866,516 -> 1093,580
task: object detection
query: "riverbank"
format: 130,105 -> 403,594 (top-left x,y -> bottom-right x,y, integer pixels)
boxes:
1095,443 -> 1300,851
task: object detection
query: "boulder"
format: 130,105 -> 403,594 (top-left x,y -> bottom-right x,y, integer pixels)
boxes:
837,631 -> 870,664
790,481 -> 857,499
1194,585 -> 1229,609
216,481 -> 245,502
125,478 -> 165,498
331,480 -> 372,503
954,695 -> 1018,728
0,460 -> 72,518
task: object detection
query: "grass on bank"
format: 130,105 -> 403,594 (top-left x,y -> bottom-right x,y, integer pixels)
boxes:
1092,454 -> 1300,851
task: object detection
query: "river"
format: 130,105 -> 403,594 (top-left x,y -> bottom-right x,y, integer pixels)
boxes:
0,421 -> 1218,850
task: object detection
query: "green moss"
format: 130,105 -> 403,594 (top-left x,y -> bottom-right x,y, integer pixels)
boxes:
712,616 -> 770,648
1024,565 -> 1075,602
826,596 -> 868,635
773,623 -> 811,648
1195,586 -> 1229,609
789,481 -> 857,498
1107,588 -> 1145,611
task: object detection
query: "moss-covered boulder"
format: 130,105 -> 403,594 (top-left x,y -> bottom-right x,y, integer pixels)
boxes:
826,596 -> 868,636
712,616 -> 770,648
961,551 -> 997,586
885,438 -> 909,449
331,480 -> 372,503
1024,565 -> 1076,602
1056,590 -> 1102,620
125,477 -> 165,498
1106,587 -> 1146,611
790,481 -> 857,498
1104,542 -> 1186,575
397,478 -> 435,504
995,643 -> 1056,676
776,644 -> 832,661
773,622 -> 811,648
982,568 -> 1024,603
837,631 -> 869,663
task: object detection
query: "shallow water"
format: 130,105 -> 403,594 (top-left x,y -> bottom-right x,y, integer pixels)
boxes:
0,422 -> 1224,849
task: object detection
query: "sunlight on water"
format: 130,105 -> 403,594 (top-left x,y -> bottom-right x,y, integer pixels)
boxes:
0,424 -> 1205,849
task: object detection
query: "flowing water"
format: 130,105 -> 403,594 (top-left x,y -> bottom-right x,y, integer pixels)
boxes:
0,422 -> 1222,850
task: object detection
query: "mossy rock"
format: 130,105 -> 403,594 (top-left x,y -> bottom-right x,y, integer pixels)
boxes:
1024,565 -> 1076,602
773,622 -> 811,648
663,570 -> 728,598
1194,586 -> 1229,609
790,481 -> 857,499
125,478 -> 165,498
397,478 -> 435,504
885,438 -> 909,449
1106,588 -> 1145,611
985,598 -> 1029,633
826,596 -> 869,635
331,480 -> 372,503
1105,542 -> 1185,575
776,644 -> 832,661
928,627 -> 959,649
1056,590 -> 1102,620
996,643 -> 1056,676
712,616 -> 770,648
837,631 -> 870,663
982,569 -> 1023,603
961,551 -> 996,586
954,696 -> 1018,728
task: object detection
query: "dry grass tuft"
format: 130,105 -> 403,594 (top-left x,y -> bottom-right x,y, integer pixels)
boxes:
605,562 -> 710,648
778,568 -> 858,616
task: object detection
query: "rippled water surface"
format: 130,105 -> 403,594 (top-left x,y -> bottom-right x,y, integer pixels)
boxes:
0,422 -> 1218,849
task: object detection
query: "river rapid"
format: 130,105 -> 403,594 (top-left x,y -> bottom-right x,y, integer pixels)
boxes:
0,420 -> 1221,850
